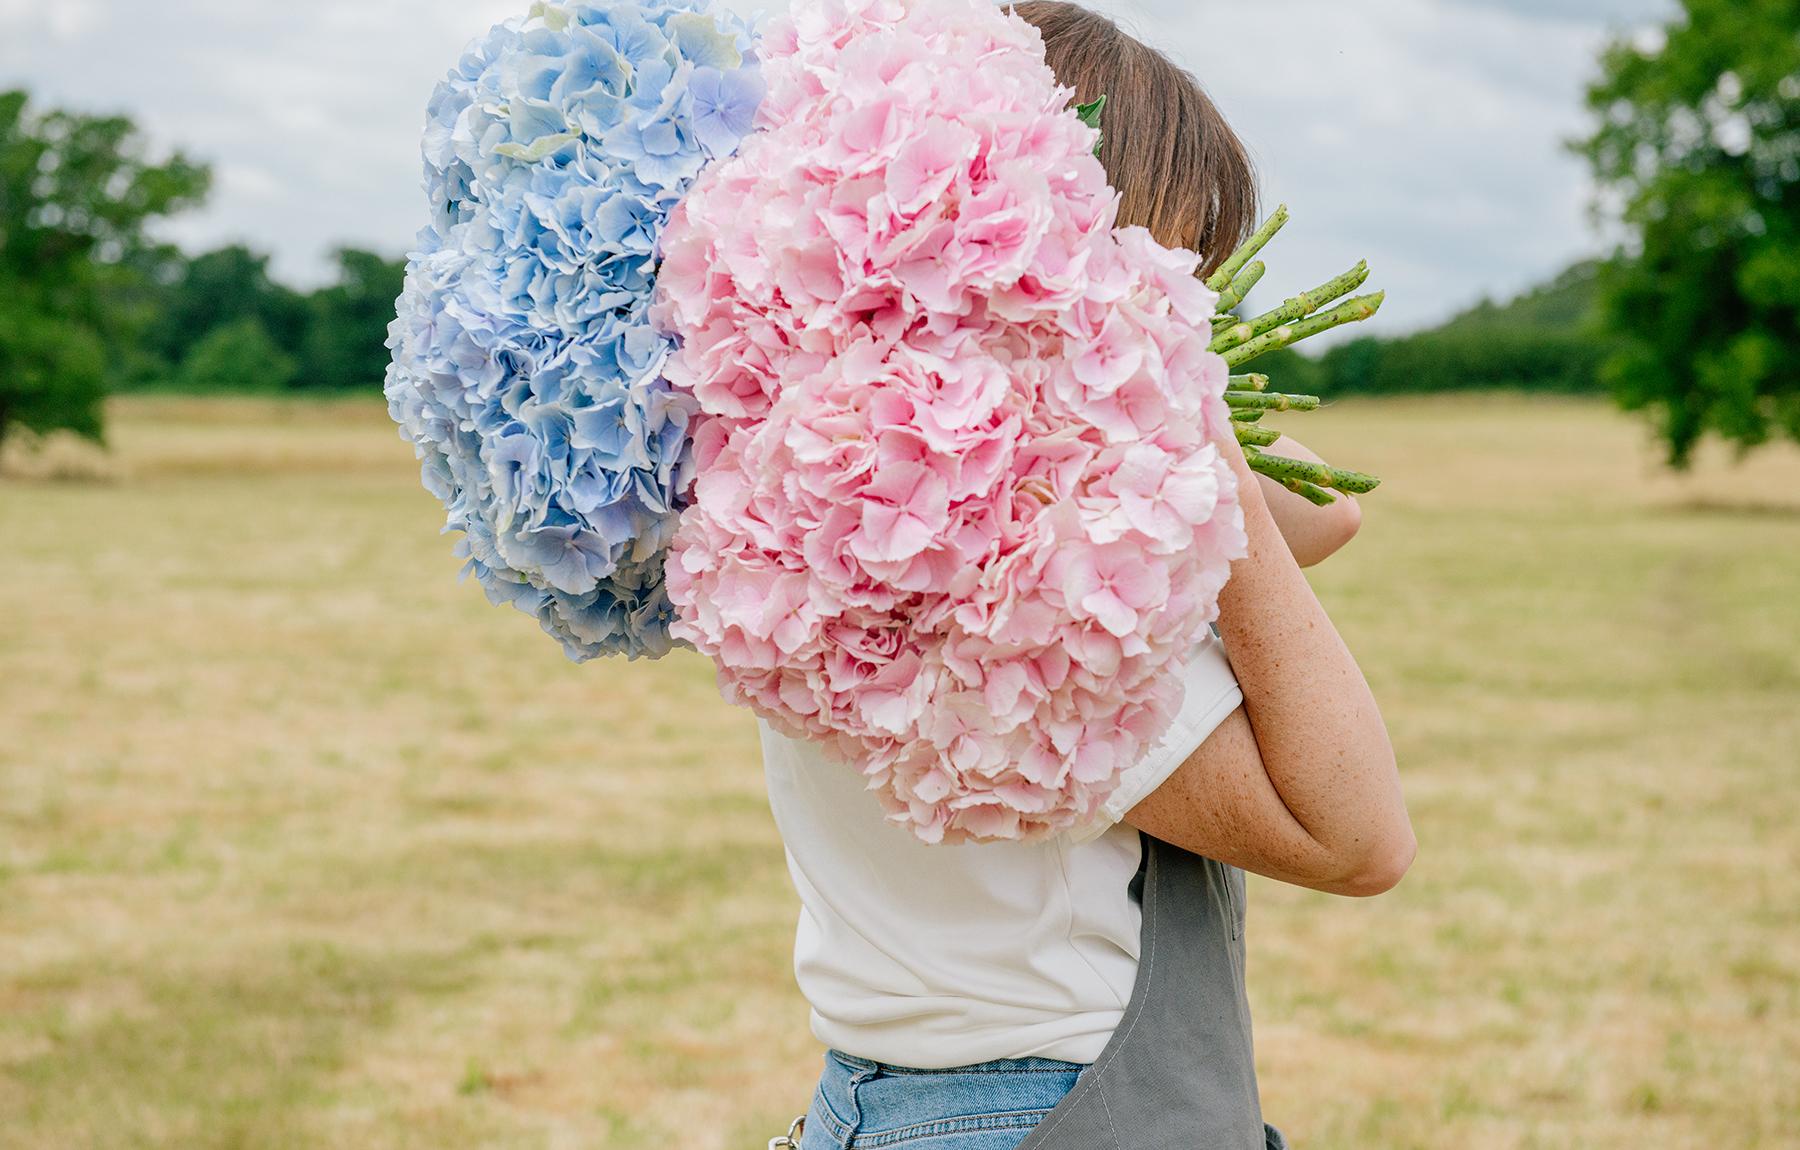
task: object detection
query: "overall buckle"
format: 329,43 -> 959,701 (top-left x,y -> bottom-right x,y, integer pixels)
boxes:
767,1114 -> 805,1149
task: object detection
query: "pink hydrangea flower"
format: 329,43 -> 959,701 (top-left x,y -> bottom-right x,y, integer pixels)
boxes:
654,0 -> 1248,844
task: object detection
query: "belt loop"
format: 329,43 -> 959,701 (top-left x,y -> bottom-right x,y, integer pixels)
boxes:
830,1050 -> 880,1074
843,1054 -> 881,1139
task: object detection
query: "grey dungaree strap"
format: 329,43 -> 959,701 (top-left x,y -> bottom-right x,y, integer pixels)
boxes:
1016,833 -> 1287,1150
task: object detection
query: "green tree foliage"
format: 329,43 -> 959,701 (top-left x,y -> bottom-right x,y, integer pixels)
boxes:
148,245 -> 307,368
177,318 -> 298,394
128,245 -> 405,395
297,248 -> 407,392
1316,327 -> 1610,397
1321,264 -> 1611,396
0,89 -> 210,444
0,307 -> 106,441
1578,0 -> 1800,466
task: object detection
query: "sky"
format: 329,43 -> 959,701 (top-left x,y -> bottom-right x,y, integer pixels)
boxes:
0,0 -> 1675,333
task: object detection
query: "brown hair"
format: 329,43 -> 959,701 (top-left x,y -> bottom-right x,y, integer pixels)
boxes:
1013,1 -> 1257,276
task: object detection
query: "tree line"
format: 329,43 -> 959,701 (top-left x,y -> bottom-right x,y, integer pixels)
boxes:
0,88 -> 403,450
123,244 -> 406,398
1253,262 -> 1613,401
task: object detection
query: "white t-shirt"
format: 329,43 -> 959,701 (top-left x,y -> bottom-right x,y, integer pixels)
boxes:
760,631 -> 1243,1068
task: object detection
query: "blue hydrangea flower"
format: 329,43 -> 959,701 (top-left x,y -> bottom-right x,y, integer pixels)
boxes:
387,0 -> 765,661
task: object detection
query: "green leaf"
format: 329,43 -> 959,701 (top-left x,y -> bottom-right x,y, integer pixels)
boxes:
1075,95 -> 1107,157
1075,95 -> 1107,131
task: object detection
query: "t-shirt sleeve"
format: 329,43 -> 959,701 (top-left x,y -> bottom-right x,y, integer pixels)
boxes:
1064,628 -> 1244,845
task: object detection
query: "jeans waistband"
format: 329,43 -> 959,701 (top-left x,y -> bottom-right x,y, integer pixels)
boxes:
810,1049 -> 1087,1147
827,1049 -> 1088,1076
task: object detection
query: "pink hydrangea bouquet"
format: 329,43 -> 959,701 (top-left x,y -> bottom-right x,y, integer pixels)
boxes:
651,0 -> 1377,843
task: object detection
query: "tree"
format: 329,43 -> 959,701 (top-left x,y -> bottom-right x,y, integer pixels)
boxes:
147,245 -> 308,369
0,306 -> 105,441
178,318 -> 298,394
1577,0 -> 1800,466
299,248 -> 407,392
0,89 -> 210,445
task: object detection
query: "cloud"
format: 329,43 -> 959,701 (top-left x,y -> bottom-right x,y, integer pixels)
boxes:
2,0 -> 523,284
0,0 -> 1671,331
0,0 -> 102,39
1445,0 -> 1675,24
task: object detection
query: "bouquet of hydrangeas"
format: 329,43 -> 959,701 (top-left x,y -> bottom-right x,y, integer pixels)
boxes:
391,0 -> 1385,843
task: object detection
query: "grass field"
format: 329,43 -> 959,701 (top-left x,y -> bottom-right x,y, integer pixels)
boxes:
2,395 -> 1796,1149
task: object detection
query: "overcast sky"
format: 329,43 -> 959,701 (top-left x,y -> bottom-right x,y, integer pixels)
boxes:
0,0 -> 1674,332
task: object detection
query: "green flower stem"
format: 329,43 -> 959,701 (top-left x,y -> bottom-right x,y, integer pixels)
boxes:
1214,260 -> 1267,314
1209,261 -> 1371,355
1220,291 -> 1386,368
1271,475 -> 1339,506
1224,390 -> 1322,413
1233,423 -> 1282,448
1244,446 -> 1382,495
1204,204 -> 1290,291
1193,206 -> 1388,502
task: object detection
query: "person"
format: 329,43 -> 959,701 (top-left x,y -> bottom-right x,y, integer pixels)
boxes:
764,4 -> 1418,1147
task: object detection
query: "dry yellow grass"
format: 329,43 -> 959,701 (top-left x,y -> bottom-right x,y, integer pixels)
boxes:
1,394 -> 1796,1148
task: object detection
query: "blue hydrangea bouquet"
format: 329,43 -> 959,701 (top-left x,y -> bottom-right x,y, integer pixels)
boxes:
385,0 -> 764,660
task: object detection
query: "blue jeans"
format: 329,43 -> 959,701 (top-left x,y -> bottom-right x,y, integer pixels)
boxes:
801,1049 -> 1086,1149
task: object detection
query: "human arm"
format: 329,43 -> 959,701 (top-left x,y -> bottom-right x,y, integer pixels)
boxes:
1123,435 -> 1414,897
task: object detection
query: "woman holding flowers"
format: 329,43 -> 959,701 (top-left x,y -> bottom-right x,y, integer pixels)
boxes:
750,4 -> 1416,1148
388,0 -> 1415,1144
